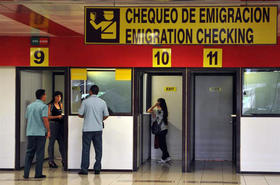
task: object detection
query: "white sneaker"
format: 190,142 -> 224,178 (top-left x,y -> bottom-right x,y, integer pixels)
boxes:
164,157 -> 171,162
157,159 -> 166,164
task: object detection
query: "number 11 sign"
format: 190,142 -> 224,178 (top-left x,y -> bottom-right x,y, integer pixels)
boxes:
203,48 -> 222,68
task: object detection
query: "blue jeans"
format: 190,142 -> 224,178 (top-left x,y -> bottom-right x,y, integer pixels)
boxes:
24,136 -> 46,178
81,131 -> 102,172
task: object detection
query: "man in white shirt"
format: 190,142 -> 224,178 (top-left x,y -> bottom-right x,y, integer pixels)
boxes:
78,85 -> 109,175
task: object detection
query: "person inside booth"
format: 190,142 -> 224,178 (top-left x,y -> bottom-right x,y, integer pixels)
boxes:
47,91 -> 65,168
147,98 -> 171,164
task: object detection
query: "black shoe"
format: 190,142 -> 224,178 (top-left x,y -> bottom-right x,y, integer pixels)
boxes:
35,175 -> 46,178
49,161 -> 58,168
94,170 -> 100,175
23,175 -> 29,179
78,171 -> 88,175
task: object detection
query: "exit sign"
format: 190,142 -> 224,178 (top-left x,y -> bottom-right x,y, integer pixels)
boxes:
31,37 -> 49,46
164,87 -> 177,92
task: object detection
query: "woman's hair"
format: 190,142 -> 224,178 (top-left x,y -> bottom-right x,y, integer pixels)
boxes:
49,91 -> 63,105
157,98 -> 168,125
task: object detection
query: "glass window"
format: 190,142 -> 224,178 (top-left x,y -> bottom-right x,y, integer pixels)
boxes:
71,69 -> 132,115
71,80 -> 85,114
243,69 -> 280,115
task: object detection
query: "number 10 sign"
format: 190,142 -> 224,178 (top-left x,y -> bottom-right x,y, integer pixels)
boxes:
203,48 -> 222,68
153,48 -> 171,68
30,48 -> 49,67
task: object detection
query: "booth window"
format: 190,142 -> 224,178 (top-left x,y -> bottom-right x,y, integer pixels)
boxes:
71,69 -> 132,115
243,69 -> 280,115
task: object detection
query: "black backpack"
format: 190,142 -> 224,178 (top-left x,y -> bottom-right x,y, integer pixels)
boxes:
151,120 -> 162,135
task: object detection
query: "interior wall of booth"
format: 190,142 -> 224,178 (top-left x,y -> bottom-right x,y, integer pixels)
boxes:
54,74 -> 65,112
151,76 -> 183,160
19,70 -> 61,167
0,67 -> 15,169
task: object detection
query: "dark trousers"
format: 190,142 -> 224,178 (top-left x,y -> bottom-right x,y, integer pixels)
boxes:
158,130 -> 170,160
24,136 -> 46,178
48,121 -> 65,163
81,131 -> 102,172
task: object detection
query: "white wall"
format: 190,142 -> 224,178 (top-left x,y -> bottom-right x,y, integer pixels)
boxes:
241,117 -> 280,172
0,67 -> 15,169
151,76 -> 183,160
68,116 -> 133,170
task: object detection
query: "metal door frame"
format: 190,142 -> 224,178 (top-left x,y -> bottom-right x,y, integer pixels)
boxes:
133,68 -> 187,172
186,68 -> 241,173
15,67 -> 70,171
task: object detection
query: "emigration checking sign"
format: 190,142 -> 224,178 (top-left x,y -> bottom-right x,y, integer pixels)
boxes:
85,6 -> 277,45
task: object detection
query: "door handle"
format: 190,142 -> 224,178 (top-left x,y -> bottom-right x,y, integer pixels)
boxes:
229,114 -> 237,124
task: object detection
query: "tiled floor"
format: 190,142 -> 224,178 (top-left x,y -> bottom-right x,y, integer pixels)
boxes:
0,160 -> 279,185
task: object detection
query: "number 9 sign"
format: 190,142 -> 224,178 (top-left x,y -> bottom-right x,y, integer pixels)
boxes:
30,48 -> 49,66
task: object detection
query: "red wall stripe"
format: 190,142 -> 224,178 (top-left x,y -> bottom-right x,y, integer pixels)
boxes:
0,36 -> 280,67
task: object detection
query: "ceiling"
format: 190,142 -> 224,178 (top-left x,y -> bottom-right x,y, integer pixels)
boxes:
0,0 -> 279,37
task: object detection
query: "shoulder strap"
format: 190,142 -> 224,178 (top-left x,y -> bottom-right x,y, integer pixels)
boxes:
50,103 -> 54,112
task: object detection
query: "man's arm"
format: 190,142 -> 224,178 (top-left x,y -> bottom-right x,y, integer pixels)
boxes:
103,102 -> 109,121
78,101 -> 85,118
43,117 -> 50,138
90,13 -> 102,30
42,105 -> 50,138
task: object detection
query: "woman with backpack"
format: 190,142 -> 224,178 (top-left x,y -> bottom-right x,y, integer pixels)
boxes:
48,91 -> 65,168
147,98 -> 171,163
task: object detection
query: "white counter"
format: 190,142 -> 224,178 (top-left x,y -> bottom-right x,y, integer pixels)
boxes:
241,117 -> 280,172
68,116 -> 133,170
